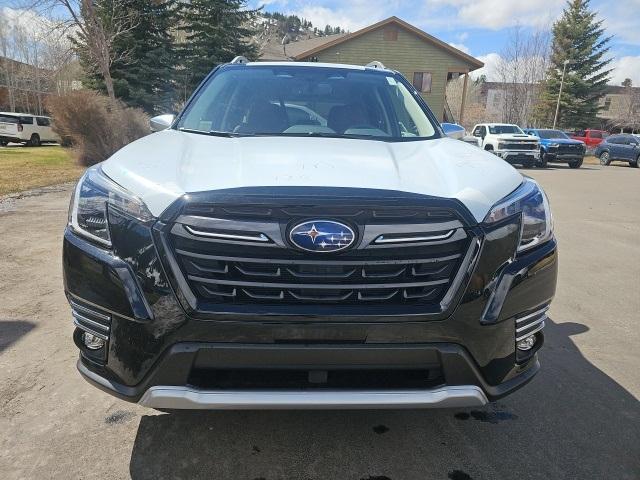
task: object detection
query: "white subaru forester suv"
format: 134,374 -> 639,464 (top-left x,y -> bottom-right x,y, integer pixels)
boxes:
64,59 -> 557,410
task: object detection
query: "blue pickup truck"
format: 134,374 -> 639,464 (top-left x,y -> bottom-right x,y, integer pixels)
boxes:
524,128 -> 586,169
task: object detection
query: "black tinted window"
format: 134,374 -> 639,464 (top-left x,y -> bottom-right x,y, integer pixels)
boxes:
19,116 -> 34,124
36,117 -> 50,126
537,129 -> 568,139
488,125 -> 523,134
178,66 -> 437,140
0,115 -> 18,124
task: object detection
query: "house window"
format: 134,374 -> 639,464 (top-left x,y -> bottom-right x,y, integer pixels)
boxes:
383,26 -> 398,41
603,97 -> 612,111
412,72 -> 432,93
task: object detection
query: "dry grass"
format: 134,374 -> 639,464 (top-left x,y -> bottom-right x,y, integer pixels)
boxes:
0,146 -> 84,195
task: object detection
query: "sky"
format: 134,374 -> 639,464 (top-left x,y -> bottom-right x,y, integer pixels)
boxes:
1,0 -> 638,85
252,0 -> 640,85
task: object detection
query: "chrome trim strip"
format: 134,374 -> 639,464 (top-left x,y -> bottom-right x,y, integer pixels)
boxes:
72,311 -> 110,332
187,274 -> 450,290
515,306 -> 550,324
516,316 -> 546,333
516,321 -> 545,342
138,385 -> 488,410
69,299 -> 111,322
73,319 -> 109,340
373,229 -> 456,244
183,225 -> 270,243
67,293 -> 136,322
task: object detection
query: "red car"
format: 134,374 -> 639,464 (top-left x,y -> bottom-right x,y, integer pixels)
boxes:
571,129 -> 608,149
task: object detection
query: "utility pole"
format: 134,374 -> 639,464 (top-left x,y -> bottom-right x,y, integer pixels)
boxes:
553,60 -> 569,129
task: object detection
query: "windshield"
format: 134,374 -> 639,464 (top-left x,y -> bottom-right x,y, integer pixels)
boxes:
536,129 -> 569,139
488,125 -> 523,134
177,66 -> 438,141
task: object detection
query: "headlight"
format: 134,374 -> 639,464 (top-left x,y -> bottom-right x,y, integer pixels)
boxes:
69,166 -> 154,247
484,178 -> 553,253
497,142 -> 504,150
548,143 -> 560,148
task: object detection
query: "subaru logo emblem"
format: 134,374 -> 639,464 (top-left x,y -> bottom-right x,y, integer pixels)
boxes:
289,220 -> 355,253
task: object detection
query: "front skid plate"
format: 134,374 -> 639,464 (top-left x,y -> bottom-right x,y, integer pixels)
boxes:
138,385 -> 489,410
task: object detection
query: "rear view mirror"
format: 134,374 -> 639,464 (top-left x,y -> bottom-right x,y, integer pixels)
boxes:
150,114 -> 175,132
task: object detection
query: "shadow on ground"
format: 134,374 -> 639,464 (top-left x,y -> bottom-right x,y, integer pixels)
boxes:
128,318 -> 640,480
0,320 -> 36,354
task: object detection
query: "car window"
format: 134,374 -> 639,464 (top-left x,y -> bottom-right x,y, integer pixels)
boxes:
19,116 -> 34,124
574,130 -> 585,137
178,66 -> 438,141
0,115 -> 19,124
537,129 -> 568,139
36,117 -> 51,127
591,131 -> 602,139
607,136 -> 621,144
488,125 -> 523,134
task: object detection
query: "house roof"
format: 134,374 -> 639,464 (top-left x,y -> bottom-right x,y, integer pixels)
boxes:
260,33 -> 348,61
289,17 -> 483,70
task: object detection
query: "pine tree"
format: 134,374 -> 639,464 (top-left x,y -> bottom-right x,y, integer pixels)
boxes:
534,0 -> 612,128
75,0 -> 179,114
178,0 -> 259,95
112,0 -> 179,114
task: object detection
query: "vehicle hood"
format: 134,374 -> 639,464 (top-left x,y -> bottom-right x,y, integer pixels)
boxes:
541,138 -> 584,145
494,133 -> 537,141
101,129 -> 523,223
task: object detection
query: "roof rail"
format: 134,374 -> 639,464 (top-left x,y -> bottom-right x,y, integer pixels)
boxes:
365,61 -> 386,70
230,56 -> 249,65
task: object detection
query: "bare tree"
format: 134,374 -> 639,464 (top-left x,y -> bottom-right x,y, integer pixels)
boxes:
0,7 -> 77,113
611,83 -> 640,132
28,0 -> 138,100
494,26 -> 550,126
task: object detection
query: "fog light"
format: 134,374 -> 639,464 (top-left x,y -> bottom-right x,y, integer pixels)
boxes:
516,334 -> 536,351
83,332 -> 105,350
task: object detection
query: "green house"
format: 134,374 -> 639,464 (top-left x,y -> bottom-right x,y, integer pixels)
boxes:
259,16 -> 483,123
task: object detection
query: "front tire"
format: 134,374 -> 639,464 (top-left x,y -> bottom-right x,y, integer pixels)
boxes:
27,134 -> 40,147
537,152 -> 548,168
0,140 -> 8,147
630,155 -> 639,168
599,151 -> 611,166
522,159 -> 535,169
569,159 -> 583,169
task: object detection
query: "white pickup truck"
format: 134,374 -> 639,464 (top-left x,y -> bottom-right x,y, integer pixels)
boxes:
471,123 -> 539,168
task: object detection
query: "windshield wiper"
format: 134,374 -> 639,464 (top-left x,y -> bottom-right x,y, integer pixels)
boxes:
178,128 -> 247,137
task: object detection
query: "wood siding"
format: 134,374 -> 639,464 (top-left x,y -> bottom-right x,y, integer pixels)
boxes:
305,27 -> 472,121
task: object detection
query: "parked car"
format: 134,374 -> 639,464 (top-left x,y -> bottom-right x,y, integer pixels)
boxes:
524,128 -> 586,168
64,59 -> 557,411
0,112 -> 59,146
570,129 -> 608,151
594,133 -> 640,168
471,123 -> 540,167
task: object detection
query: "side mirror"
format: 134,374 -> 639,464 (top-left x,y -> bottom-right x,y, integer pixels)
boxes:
441,122 -> 465,140
150,114 -> 175,132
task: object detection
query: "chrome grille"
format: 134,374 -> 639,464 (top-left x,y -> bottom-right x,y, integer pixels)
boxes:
501,142 -> 538,151
164,203 -> 475,308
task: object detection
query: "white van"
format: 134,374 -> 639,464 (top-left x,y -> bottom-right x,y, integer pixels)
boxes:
0,112 -> 60,146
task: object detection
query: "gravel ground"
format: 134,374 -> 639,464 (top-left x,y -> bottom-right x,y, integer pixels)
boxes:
0,164 -> 638,480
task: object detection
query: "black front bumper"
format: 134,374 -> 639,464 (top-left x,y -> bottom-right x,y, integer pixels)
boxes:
63,204 -> 558,405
